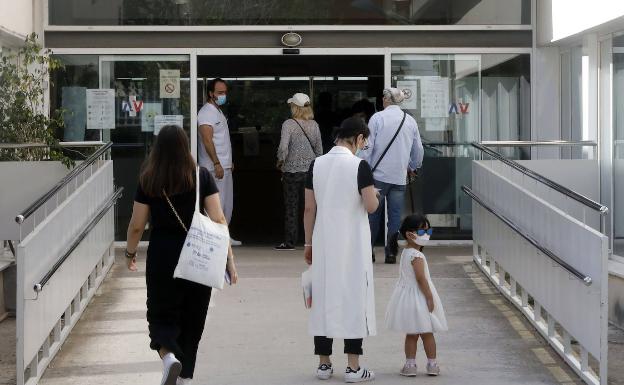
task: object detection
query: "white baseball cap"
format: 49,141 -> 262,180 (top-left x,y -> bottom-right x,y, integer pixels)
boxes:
287,93 -> 311,107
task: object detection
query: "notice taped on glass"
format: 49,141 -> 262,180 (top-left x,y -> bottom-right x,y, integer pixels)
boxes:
86,89 -> 115,130
397,80 -> 418,110
420,77 -> 450,118
160,69 -> 180,99
154,115 -> 184,135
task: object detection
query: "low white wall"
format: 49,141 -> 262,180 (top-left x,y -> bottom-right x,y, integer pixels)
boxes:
0,162 -> 71,241
516,159 -> 600,201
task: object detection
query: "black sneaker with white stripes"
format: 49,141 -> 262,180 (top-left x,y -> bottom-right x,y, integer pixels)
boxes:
344,367 -> 375,383
316,363 -> 333,380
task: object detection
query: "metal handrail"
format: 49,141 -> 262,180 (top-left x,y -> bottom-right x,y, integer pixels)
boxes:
0,141 -> 105,149
472,142 -> 608,214
462,186 -> 592,286
15,142 -> 113,224
422,140 -> 598,147
480,140 -> 598,147
33,187 -> 123,293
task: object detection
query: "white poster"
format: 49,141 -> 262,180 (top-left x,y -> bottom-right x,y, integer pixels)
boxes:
397,80 -> 418,110
141,103 -> 163,132
420,77 -> 450,118
160,69 -> 181,99
86,89 -> 115,130
154,115 -> 184,135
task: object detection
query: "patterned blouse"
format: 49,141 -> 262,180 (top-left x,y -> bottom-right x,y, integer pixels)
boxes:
277,119 -> 323,173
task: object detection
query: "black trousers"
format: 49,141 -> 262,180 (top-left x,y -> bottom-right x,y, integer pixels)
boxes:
146,236 -> 212,379
282,172 -> 307,245
314,336 -> 364,356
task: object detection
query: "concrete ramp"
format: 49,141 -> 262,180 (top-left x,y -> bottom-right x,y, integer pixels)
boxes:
38,247 -> 582,385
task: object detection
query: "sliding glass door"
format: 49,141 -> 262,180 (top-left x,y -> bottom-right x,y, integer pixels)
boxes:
99,55 -> 191,238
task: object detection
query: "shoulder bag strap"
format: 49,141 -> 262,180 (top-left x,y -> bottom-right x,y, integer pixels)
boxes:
162,167 -> 200,233
371,111 -> 407,173
163,190 -> 188,233
292,119 -> 315,154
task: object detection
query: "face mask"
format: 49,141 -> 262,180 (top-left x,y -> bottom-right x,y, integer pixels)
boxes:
410,232 -> 430,246
415,234 -> 430,246
215,94 -> 227,106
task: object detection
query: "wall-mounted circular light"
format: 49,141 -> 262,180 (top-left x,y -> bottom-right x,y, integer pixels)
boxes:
281,32 -> 302,47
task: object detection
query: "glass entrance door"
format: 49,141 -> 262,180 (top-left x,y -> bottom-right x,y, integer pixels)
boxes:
391,54 -> 481,239
196,55 -> 384,243
99,55 -> 191,239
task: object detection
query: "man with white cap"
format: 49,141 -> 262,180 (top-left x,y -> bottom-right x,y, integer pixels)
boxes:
360,88 -> 423,264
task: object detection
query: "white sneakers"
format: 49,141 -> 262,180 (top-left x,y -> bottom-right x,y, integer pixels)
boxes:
316,364 -> 374,383
160,353 -> 182,385
400,363 -> 418,377
176,378 -> 192,385
230,238 -> 242,246
344,367 -> 375,383
317,363 -> 333,380
426,362 -> 441,376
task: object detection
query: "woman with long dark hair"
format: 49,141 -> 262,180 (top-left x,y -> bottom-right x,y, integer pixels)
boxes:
125,125 -> 238,385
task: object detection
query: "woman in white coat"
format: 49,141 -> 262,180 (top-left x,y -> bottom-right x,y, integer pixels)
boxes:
303,117 -> 380,383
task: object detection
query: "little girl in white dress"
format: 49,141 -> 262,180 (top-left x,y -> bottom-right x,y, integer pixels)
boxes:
385,214 -> 448,377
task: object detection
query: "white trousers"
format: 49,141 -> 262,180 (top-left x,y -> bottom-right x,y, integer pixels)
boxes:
211,168 -> 233,224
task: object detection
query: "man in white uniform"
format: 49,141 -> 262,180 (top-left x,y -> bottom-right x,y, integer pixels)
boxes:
197,78 -> 241,245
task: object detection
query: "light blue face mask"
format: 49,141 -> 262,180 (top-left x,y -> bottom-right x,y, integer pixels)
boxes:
215,94 -> 227,106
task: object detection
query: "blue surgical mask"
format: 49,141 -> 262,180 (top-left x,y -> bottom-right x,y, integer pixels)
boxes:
216,95 -> 227,106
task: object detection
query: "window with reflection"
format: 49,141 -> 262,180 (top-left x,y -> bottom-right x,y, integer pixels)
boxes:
391,53 -> 530,240
49,0 -> 531,26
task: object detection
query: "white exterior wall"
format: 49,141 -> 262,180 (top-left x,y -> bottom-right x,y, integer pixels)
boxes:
0,0 -> 32,48
538,0 -> 624,45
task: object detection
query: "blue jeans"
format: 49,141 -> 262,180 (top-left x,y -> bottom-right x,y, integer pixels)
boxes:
368,180 -> 406,254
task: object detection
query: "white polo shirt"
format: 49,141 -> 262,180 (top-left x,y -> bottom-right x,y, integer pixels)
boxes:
197,103 -> 233,171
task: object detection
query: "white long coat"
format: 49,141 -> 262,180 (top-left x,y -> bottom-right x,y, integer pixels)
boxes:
308,146 -> 377,339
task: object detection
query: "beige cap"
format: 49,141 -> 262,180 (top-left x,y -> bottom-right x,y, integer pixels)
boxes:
287,93 -> 311,107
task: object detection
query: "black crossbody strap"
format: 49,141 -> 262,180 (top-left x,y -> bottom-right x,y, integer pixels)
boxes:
372,111 -> 407,172
292,119 -> 315,154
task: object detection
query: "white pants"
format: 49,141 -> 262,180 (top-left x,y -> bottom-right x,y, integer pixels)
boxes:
211,168 -> 233,224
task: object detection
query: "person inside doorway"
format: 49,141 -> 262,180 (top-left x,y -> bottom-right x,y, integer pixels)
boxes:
315,91 -> 340,154
360,88 -> 423,264
275,93 -> 323,251
197,78 -> 242,246
351,98 -> 376,123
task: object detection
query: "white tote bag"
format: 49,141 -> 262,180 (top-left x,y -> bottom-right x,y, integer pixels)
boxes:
165,167 -> 230,290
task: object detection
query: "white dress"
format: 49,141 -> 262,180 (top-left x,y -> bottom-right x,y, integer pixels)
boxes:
308,146 -> 376,339
385,248 -> 448,334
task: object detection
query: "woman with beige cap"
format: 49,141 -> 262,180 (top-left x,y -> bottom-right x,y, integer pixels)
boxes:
275,93 -> 323,250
